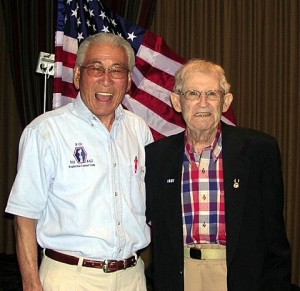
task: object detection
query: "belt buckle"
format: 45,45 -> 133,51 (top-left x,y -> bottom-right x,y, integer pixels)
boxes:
123,259 -> 127,270
103,260 -> 111,273
190,247 -> 202,260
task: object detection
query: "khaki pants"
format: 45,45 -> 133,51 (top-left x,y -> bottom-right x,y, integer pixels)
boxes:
39,254 -> 146,291
184,244 -> 227,291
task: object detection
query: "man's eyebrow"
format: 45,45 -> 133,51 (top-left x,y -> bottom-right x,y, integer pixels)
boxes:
85,60 -> 126,67
85,60 -> 103,65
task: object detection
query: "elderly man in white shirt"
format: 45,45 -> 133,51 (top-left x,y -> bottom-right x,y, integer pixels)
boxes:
6,32 -> 153,291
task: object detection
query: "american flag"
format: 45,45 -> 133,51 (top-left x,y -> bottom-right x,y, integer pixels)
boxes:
54,0 -> 236,140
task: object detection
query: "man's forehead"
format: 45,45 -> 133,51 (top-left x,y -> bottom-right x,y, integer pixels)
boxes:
183,71 -> 220,85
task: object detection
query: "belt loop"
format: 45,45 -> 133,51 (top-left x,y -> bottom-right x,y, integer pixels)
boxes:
76,257 -> 84,273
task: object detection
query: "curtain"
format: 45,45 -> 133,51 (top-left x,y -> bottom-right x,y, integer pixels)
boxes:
0,4 -> 22,254
0,0 -> 57,252
1,0 -> 57,128
151,0 -> 300,285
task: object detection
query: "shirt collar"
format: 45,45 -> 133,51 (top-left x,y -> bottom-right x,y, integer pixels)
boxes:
211,123 -> 222,160
185,122 -> 223,162
73,93 -> 125,124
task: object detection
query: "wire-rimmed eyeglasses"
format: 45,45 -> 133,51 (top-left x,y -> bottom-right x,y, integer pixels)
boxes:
80,64 -> 129,79
178,89 -> 225,101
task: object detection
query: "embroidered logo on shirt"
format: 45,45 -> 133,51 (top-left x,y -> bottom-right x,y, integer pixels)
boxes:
74,146 -> 87,163
69,143 -> 95,168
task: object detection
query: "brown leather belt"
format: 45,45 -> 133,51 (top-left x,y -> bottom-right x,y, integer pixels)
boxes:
45,249 -> 137,273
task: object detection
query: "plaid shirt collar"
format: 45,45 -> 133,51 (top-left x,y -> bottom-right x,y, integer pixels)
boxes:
185,123 -> 223,163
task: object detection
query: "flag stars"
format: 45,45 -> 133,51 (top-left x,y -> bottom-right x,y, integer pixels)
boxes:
89,9 -> 95,17
111,19 -> 117,26
127,31 -> 137,41
71,9 -> 78,18
101,25 -> 110,33
86,19 -> 91,27
99,10 -> 106,19
92,24 -> 97,32
67,0 -> 72,4
77,32 -> 84,42
84,5 -> 88,12
77,18 -> 81,27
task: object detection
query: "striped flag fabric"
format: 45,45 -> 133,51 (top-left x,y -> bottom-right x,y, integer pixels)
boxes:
54,0 -> 236,141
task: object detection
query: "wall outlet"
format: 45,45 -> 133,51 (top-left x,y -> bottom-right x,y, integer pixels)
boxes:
36,52 -> 55,76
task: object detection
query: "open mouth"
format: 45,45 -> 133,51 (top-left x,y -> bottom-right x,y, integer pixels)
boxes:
95,92 -> 113,102
195,112 -> 210,117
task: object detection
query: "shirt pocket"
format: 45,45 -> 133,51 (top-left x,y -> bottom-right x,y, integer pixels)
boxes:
128,165 -> 146,215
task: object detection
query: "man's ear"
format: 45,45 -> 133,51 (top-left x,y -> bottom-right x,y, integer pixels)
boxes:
170,92 -> 182,113
73,65 -> 81,90
222,93 -> 233,113
126,72 -> 132,93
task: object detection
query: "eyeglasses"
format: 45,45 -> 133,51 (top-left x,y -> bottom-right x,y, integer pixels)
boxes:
178,89 -> 225,101
80,64 -> 129,79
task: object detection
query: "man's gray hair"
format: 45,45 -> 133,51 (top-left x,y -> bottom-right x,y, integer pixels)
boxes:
174,59 -> 231,93
76,32 -> 135,71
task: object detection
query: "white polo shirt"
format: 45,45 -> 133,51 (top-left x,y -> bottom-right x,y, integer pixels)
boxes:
6,95 -> 153,260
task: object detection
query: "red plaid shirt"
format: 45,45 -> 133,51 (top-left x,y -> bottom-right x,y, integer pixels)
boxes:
182,123 -> 226,245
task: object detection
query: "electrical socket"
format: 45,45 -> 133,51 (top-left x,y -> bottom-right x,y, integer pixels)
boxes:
36,52 -> 55,76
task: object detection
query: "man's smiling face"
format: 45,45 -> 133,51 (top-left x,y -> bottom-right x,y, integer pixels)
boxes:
73,42 -> 131,127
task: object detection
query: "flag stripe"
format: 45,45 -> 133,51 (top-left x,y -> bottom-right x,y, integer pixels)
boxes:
129,83 -> 185,127
54,47 -> 77,66
134,57 -> 175,92
122,94 -> 184,136
131,67 -> 172,106
53,93 -> 75,109
55,63 -> 74,84
53,79 -> 77,98
142,31 -> 186,64
137,45 -> 184,75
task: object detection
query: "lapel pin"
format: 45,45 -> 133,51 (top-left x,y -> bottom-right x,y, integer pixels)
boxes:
167,179 -> 175,183
233,179 -> 240,189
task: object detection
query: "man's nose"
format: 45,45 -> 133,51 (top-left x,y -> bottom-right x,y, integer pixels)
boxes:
100,70 -> 113,85
197,93 -> 209,105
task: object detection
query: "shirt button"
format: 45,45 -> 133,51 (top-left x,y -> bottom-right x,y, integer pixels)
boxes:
115,192 -> 118,196
113,163 -> 116,167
